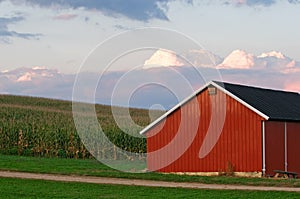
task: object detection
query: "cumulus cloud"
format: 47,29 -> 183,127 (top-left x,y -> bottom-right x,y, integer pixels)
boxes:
143,49 -> 184,69
218,50 -> 255,69
258,51 -> 285,59
144,49 -> 222,69
2,47 -> 300,109
0,16 -> 41,43
0,67 -> 74,100
216,49 -> 300,72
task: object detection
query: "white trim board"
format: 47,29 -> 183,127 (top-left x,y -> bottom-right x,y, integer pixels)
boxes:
211,82 -> 269,120
139,82 -> 211,135
140,81 -> 269,135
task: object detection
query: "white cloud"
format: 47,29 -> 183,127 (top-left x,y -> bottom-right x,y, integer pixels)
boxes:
1,48 -> 300,109
217,50 -> 255,69
217,49 -> 300,71
258,51 -> 285,59
143,48 -> 184,69
16,72 -> 32,82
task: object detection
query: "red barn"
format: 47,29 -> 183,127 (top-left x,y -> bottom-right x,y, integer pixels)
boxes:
140,81 -> 300,177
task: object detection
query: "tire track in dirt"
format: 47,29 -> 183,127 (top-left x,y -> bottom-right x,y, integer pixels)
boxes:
0,171 -> 300,192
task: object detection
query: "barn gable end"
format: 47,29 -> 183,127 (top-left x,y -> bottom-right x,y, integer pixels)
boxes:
143,81 -> 300,176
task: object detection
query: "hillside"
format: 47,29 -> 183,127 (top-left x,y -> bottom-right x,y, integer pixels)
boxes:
0,95 -> 163,159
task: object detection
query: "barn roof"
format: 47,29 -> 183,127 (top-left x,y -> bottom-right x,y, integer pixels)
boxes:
140,81 -> 300,135
213,81 -> 300,121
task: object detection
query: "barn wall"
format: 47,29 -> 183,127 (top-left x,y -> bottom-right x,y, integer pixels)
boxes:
287,122 -> 300,173
147,87 -> 264,173
264,121 -> 285,176
265,121 -> 300,176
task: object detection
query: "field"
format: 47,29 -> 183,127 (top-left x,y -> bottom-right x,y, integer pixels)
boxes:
0,94 -> 162,159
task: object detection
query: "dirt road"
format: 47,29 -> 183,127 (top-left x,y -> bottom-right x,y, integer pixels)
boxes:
0,170 -> 300,192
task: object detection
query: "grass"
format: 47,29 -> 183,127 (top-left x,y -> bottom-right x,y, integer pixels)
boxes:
1,154 -> 300,188
0,177 -> 299,199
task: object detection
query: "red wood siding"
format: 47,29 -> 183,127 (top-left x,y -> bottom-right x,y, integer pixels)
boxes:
264,121 -> 285,176
147,87 -> 264,172
287,122 -> 300,173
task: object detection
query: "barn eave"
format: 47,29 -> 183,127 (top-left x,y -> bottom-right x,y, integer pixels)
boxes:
140,81 -> 270,135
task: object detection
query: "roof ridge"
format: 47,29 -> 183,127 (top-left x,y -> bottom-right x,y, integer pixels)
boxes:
213,80 -> 300,95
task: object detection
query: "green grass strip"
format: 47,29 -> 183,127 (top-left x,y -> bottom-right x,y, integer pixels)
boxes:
1,177 -> 300,199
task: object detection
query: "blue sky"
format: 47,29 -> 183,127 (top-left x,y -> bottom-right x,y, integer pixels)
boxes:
0,0 -> 299,73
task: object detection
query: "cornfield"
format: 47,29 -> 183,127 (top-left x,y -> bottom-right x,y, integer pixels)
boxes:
0,95 -> 163,159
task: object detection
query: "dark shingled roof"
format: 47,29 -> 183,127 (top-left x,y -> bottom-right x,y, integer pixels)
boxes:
213,81 -> 300,121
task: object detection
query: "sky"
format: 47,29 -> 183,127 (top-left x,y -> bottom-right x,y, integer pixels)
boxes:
0,0 -> 300,73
